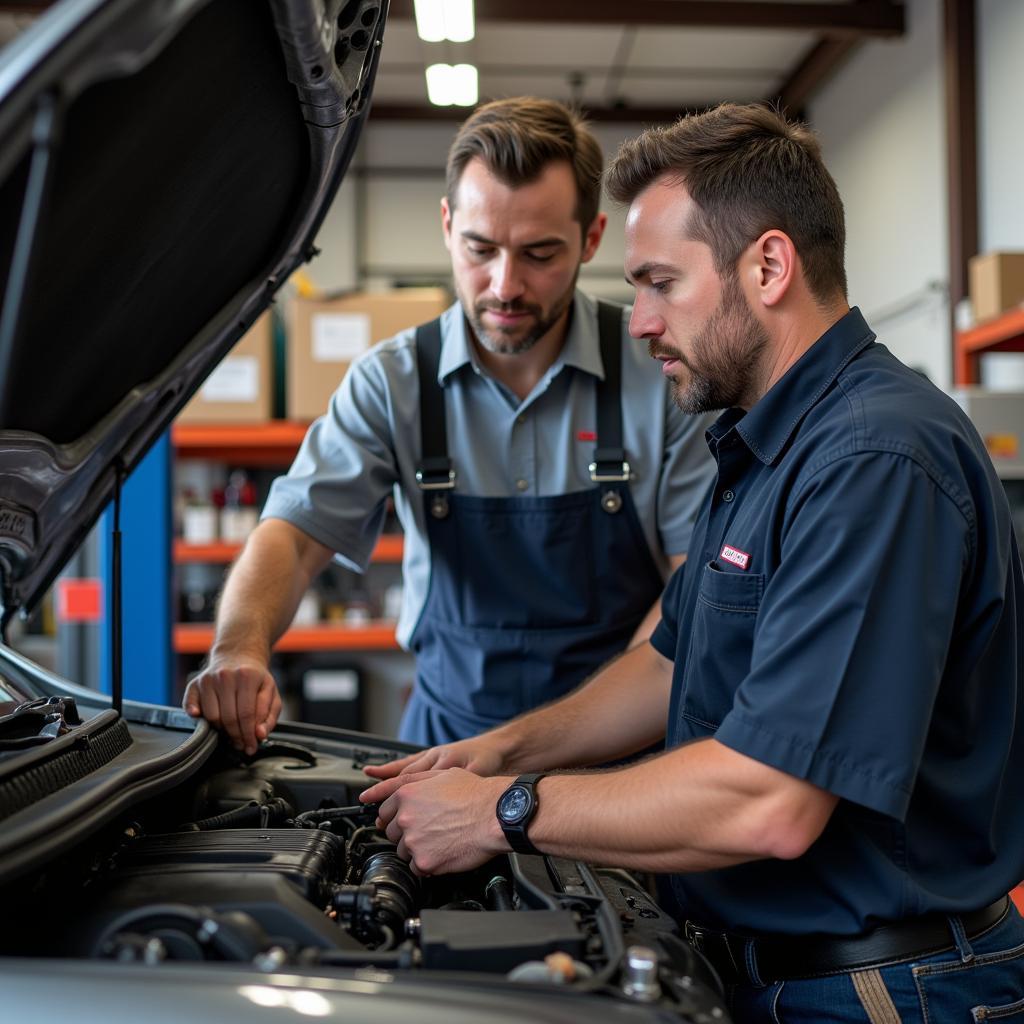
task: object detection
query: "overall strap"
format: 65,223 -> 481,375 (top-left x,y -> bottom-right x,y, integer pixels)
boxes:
591,300 -> 630,485
414,317 -> 455,491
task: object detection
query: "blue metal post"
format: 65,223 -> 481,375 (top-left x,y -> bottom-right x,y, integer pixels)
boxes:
99,432 -> 172,703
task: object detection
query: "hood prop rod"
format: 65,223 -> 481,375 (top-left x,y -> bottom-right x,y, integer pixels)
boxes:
110,459 -> 124,718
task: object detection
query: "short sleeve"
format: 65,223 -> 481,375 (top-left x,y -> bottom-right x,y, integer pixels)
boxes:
261,349 -> 401,571
714,450 -> 971,820
651,560 -> 689,661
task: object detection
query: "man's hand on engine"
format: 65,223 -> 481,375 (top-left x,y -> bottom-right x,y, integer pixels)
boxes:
362,736 -> 507,782
363,768 -> 510,876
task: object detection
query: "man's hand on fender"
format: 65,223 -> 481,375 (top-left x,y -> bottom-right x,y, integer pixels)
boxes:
183,656 -> 281,756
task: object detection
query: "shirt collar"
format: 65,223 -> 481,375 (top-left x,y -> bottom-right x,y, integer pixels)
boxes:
436,289 -> 606,384
728,306 -> 876,466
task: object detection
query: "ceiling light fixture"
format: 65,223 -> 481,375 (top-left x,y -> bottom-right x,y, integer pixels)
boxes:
414,0 -> 474,42
425,63 -> 478,106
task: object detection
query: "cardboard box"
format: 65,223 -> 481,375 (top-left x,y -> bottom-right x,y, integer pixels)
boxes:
177,312 -> 273,424
287,288 -> 451,421
969,251 -> 1024,324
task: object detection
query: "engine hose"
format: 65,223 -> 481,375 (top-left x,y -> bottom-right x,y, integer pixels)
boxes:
294,803 -> 378,829
485,875 -> 514,912
360,851 -> 419,945
179,796 -> 292,832
95,904 -> 270,962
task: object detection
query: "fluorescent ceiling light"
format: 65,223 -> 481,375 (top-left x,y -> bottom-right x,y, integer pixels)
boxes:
442,0 -> 474,42
414,0 -> 474,42
425,63 -> 478,107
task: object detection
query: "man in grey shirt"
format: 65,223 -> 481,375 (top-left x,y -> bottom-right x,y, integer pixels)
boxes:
184,97 -> 714,752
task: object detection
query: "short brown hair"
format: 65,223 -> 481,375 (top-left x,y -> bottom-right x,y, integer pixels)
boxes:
446,97 -> 604,232
606,103 -> 847,303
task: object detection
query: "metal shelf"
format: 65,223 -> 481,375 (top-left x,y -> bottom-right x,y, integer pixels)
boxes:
174,534 -> 404,563
174,621 -> 400,654
171,422 -> 406,658
955,307 -> 1024,385
172,421 -> 310,465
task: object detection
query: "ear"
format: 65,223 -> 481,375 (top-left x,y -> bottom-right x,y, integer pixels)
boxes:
440,196 -> 453,252
580,212 -> 608,264
745,229 -> 796,308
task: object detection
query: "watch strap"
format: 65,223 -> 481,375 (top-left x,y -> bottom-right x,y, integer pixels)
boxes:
514,772 -> 546,788
499,773 -> 547,855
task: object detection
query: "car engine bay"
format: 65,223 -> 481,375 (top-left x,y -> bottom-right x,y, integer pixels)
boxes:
0,726 -> 729,1022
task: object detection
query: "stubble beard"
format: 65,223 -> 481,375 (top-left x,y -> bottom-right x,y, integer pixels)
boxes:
460,270 -> 579,356
657,274 -> 770,414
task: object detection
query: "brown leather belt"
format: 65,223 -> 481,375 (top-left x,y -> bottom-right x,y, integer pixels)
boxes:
683,895 -> 1010,984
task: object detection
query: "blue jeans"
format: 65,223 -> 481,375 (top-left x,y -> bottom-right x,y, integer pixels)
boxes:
727,901 -> 1024,1023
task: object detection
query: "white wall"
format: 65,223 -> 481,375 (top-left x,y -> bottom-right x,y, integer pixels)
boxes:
978,0 -> 1024,252
809,0 -> 950,386
305,118 -> 650,302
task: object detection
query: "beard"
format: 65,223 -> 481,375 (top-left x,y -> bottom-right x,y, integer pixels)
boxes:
651,273 -> 770,414
459,268 -> 579,356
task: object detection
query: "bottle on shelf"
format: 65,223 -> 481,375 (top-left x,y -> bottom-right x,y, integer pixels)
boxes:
219,470 -> 259,543
181,487 -> 218,544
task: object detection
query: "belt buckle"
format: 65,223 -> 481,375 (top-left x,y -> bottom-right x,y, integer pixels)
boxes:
684,920 -> 706,954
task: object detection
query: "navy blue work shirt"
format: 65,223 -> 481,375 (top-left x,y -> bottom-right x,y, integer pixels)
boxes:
651,307 -> 1024,936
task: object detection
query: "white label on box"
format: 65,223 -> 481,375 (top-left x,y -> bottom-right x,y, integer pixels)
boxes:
312,313 -> 371,362
304,669 -> 360,702
199,356 -> 259,403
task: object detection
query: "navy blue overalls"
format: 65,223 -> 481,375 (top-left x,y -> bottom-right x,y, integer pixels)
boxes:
399,302 -> 665,746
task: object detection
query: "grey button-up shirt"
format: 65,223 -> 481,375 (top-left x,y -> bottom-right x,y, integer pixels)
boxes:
263,291 -> 716,646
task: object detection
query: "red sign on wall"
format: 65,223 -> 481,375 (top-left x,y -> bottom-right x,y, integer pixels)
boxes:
56,578 -> 103,623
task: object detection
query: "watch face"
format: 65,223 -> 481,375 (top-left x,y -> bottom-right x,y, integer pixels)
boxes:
498,785 -> 530,824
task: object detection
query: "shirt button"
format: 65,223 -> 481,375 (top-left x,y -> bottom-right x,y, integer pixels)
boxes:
516,415 -> 525,425
516,479 -> 529,492
722,489 -> 735,503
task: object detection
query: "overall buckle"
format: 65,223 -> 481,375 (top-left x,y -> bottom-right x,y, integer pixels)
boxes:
415,467 -> 456,491
589,460 -> 630,483
416,459 -> 456,519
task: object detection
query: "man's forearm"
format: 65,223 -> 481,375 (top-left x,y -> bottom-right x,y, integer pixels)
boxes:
485,641 -> 673,774
211,519 -> 332,663
523,739 -> 838,873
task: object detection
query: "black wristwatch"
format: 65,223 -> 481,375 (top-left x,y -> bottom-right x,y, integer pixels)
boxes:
496,773 -> 547,855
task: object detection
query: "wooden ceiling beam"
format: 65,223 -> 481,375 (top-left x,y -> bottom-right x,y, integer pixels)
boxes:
773,36 -> 862,116
944,0 -> 978,350
368,103 -> 696,123
387,0 -> 905,37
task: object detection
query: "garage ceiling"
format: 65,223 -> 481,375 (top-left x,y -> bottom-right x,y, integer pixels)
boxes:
0,1 -> 905,120
373,0 -> 906,120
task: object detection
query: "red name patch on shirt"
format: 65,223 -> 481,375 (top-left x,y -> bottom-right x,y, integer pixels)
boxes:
720,544 -> 751,570
577,430 -> 597,442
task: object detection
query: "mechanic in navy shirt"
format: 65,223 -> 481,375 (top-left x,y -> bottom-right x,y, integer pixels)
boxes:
362,102 -> 1024,1022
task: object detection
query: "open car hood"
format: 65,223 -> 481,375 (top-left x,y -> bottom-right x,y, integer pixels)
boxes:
0,0 -> 386,625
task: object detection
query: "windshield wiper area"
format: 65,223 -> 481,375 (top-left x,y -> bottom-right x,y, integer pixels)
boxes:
0,696 -> 82,750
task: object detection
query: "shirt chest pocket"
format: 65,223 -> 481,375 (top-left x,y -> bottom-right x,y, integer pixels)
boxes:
680,560 -> 765,731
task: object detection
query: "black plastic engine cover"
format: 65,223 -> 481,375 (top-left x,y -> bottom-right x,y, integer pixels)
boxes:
418,910 -> 586,972
112,828 -> 345,903
61,828 -> 357,956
